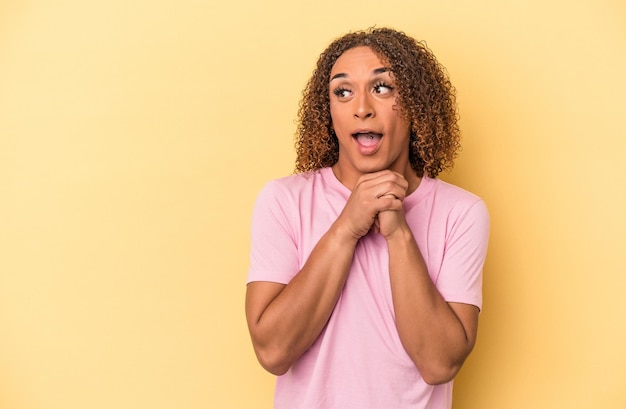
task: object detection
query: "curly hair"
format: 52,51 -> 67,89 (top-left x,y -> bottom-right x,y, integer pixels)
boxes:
295,27 -> 461,178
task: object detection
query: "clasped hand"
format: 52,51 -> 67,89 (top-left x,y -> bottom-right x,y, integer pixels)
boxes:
338,170 -> 409,240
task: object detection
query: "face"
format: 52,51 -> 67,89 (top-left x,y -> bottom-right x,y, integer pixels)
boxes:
329,46 -> 412,187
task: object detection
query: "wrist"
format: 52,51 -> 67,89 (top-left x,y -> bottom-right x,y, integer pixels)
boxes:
383,224 -> 413,244
328,221 -> 362,246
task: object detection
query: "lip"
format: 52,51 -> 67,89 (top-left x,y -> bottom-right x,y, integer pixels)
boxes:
351,128 -> 383,155
351,128 -> 381,137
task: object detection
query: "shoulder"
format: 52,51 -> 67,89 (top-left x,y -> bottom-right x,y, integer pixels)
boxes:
254,169 -> 330,211
429,178 -> 481,203
416,178 -> 489,228
265,170 -> 320,191
430,179 -> 486,211
258,168 -> 335,199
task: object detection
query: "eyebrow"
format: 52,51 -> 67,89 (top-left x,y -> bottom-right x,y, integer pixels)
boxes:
330,67 -> 390,81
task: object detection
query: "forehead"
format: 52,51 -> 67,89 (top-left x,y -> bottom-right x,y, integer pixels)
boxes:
330,46 -> 388,77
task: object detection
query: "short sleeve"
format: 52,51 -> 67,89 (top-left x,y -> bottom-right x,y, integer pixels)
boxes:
247,181 -> 300,285
436,199 -> 490,310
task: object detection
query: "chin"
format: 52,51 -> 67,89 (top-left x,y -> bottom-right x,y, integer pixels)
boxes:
356,162 -> 389,174
358,158 -> 404,174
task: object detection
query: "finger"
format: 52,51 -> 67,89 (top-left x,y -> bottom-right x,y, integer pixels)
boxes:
376,195 -> 404,211
355,170 -> 392,185
376,180 -> 408,201
377,192 -> 399,200
372,216 -> 381,233
356,169 -> 406,189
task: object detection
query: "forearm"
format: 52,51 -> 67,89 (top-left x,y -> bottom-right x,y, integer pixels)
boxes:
247,222 -> 358,375
387,227 -> 476,384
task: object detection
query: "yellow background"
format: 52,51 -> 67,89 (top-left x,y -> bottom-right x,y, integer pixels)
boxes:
1,0 -> 625,408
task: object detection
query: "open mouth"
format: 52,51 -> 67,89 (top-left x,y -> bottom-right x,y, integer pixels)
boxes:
352,132 -> 383,147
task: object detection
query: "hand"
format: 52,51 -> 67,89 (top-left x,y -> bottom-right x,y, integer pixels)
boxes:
374,196 -> 409,239
335,170 -> 409,240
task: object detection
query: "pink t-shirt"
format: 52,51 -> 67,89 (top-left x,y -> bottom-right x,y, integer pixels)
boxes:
247,167 -> 489,409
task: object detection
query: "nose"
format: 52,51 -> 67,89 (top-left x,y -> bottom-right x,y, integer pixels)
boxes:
354,92 -> 374,119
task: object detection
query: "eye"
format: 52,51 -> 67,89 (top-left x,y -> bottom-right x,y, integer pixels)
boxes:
332,87 -> 352,99
373,82 -> 394,95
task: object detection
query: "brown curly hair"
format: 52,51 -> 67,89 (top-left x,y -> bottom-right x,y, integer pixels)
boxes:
295,27 -> 461,178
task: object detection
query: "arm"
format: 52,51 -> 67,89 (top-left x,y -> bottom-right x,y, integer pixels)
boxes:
378,197 -> 485,385
245,224 -> 356,375
386,225 -> 478,385
245,170 -> 408,375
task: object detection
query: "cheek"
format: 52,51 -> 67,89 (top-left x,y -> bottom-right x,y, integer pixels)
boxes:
389,111 -> 410,133
329,105 -> 347,128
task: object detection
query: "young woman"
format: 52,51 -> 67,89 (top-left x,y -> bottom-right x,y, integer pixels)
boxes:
245,27 -> 490,409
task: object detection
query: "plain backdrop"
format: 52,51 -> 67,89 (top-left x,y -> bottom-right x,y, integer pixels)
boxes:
1,0 -> 625,408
